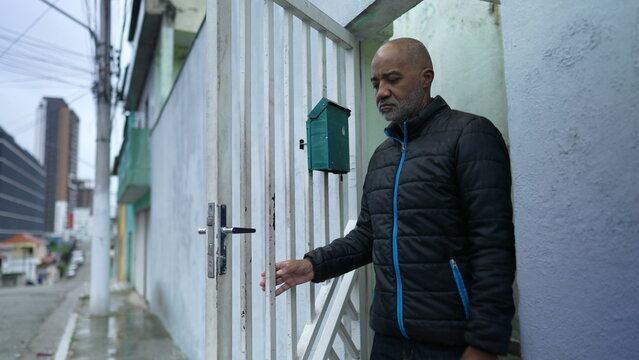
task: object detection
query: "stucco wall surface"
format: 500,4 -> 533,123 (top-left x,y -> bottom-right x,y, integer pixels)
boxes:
502,1 -> 639,358
392,0 -> 509,140
148,28 -> 207,360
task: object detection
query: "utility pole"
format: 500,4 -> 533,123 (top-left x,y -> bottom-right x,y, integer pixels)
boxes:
37,0 -> 112,315
90,0 -> 112,316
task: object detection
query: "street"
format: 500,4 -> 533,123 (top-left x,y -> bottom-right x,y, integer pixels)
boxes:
0,256 -> 88,360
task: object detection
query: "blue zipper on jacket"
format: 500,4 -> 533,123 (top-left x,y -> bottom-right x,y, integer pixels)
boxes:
449,259 -> 471,320
384,122 -> 409,339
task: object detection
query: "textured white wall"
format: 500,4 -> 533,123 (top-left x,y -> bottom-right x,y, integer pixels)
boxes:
148,29 -> 207,360
392,0 -> 509,140
502,1 -> 639,358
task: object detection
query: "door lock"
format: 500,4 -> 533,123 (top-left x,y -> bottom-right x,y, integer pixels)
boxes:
198,203 -> 255,278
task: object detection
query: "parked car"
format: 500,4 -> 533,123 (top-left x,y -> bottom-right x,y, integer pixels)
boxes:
66,265 -> 77,278
71,250 -> 84,265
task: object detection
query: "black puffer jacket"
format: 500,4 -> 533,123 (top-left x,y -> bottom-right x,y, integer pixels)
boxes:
305,96 -> 515,355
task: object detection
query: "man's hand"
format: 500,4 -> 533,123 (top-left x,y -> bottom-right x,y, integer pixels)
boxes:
260,259 -> 314,296
460,346 -> 498,360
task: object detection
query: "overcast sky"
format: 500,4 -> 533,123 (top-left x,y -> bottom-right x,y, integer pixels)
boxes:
0,0 -> 128,187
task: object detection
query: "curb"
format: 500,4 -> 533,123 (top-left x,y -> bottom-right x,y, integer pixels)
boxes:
54,312 -> 78,360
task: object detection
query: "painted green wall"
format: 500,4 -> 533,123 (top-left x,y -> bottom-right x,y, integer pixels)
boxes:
361,40 -> 390,159
391,0 -> 509,142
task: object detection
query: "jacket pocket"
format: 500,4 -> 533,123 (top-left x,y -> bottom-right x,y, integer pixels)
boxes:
449,259 -> 470,320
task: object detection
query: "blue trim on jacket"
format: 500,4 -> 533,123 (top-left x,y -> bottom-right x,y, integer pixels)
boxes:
384,122 -> 410,339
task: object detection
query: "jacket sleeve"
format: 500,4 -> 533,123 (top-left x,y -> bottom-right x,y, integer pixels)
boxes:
455,117 -> 516,355
304,178 -> 374,282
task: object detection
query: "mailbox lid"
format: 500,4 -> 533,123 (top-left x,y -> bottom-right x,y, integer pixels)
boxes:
308,97 -> 351,121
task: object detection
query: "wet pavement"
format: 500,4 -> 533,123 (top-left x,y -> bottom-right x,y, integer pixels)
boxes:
67,285 -> 186,360
0,259 -> 88,360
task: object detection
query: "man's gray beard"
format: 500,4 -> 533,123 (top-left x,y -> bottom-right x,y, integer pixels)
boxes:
380,87 -> 425,124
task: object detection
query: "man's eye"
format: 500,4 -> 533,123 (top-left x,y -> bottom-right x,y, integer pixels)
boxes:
388,78 -> 399,83
372,83 -> 379,90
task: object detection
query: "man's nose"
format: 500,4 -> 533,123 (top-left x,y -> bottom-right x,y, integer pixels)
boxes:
376,83 -> 390,103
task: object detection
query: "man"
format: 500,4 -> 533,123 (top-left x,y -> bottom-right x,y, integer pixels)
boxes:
261,38 -> 515,360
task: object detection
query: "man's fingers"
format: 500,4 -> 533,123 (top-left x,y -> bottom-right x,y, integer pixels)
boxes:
275,282 -> 292,296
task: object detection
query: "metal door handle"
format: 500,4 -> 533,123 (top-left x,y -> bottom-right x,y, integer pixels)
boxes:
198,203 -> 255,278
221,227 -> 256,234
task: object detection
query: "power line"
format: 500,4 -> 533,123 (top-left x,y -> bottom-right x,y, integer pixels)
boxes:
0,0 -> 60,60
8,91 -> 92,136
0,27 -> 92,59
0,52 -> 93,74
0,41 -> 92,72
0,67 -> 89,88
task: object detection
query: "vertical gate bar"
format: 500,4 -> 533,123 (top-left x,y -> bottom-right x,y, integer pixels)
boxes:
346,41 -> 372,360
263,0 -> 277,359
240,0 -> 253,358
335,43 -> 351,360
302,19 -> 316,320
205,0 -> 219,356
336,45 -> 347,235
320,34 -> 330,247
325,40 -> 341,247
321,33 -> 327,98
283,8 -> 298,360
206,0 -> 233,358
344,33 -> 360,220
323,174 -> 330,247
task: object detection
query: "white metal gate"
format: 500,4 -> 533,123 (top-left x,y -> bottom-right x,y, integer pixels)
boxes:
206,0 -> 371,359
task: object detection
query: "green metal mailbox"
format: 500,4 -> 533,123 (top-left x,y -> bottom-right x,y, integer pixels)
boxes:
306,98 -> 351,174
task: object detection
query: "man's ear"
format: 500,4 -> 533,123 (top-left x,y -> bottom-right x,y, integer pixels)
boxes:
420,68 -> 434,90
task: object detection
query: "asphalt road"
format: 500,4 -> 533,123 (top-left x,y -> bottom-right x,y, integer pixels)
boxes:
0,256 -> 89,360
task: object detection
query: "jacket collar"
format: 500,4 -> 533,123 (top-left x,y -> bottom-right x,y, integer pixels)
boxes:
384,95 -> 449,142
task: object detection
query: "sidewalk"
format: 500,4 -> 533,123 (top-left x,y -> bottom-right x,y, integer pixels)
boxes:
64,282 -> 186,360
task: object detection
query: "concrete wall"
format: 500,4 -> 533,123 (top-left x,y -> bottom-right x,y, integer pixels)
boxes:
502,1 -> 639,358
148,28 -> 207,360
391,0 -> 509,140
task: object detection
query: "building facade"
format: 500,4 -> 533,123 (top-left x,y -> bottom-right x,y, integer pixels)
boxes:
37,97 -> 80,235
0,233 -> 48,284
0,127 -> 46,240
71,179 -> 94,243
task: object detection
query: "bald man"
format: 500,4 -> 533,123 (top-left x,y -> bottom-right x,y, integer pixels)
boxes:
261,38 -> 515,360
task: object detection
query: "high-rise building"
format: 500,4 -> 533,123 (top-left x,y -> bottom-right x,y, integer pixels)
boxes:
36,97 -> 80,234
0,127 -> 46,240
73,179 -> 94,210
71,179 -> 94,242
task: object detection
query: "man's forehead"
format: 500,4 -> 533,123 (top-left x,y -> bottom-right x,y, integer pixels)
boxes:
372,47 -> 414,68
372,38 -> 431,73
371,53 -> 414,75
